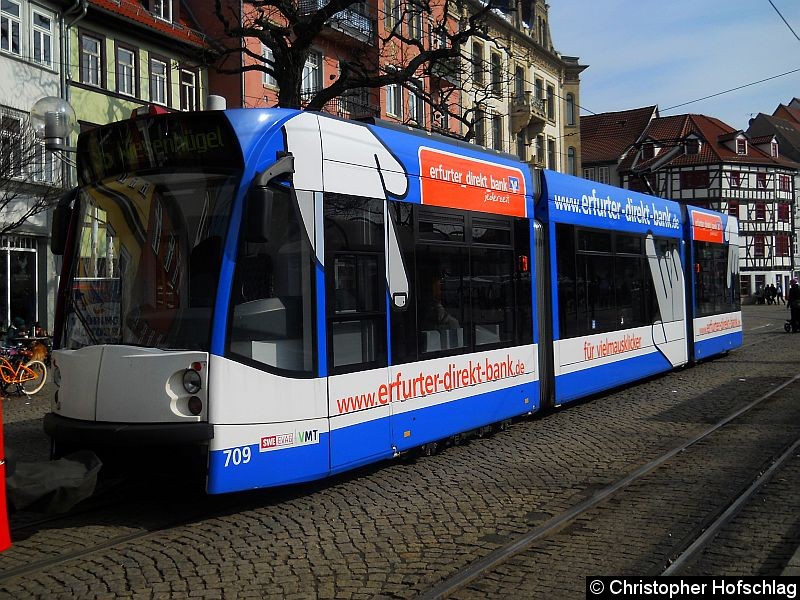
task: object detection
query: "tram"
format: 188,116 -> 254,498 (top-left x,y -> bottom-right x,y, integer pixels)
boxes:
44,108 -> 741,494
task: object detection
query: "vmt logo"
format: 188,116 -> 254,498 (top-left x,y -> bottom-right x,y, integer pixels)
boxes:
296,429 -> 319,444
508,176 -> 520,193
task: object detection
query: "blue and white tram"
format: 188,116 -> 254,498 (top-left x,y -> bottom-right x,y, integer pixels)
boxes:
44,108 -> 741,494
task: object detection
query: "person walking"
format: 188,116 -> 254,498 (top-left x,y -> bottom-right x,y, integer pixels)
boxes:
789,280 -> 800,332
776,283 -> 785,305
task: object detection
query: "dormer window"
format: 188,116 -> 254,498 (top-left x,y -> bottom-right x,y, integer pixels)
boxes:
771,141 -> 779,157
152,0 -> 171,22
642,143 -> 654,160
736,138 -> 747,155
685,138 -> 700,155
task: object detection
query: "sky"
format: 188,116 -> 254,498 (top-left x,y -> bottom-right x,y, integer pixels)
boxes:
547,0 -> 800,132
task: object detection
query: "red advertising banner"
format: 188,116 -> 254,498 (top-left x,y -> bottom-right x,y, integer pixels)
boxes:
691,211 -> 724,244
419,147 -> 527,217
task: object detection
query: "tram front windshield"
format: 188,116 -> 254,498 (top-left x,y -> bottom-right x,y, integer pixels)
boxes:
61,172 -> 238,351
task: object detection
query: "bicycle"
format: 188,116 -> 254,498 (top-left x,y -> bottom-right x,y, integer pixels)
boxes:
0,345 -> 47,396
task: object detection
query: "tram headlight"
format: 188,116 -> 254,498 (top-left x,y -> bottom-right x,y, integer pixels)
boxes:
182,369 -> 202,394
187,396 -> 203,416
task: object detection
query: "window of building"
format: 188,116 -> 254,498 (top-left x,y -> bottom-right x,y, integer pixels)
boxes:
152,0 -> 172,22
386,83 -> 401,118
149,57 -> 169,105
685,138 -> 700,155
727,201 -> 739,218
598,166 -> 609,184
753,235 -> 765,258
261,45 -> 277,88
407,1 -> 422,38
490,52 -> 502,96
776,234 -> 790,257
179,68 -> 198,111
516,132 -> 526,160
771,141 -> 779,157
472,42 -> 484,87
31,141 -> 56,183
0,0 -> 20,55
755,202 -> 766,220
730,171 -> 741,187
736,138 -> 747,155
535,135 -> 543,164
547,138 -> 556,170
641,143 -> 654,160
80,32 -> 103,86
491,114 -> 502,150
514,65 -> 525,100
779,174 -> 791,191
116,45 -> 137,97
31,8 -> 52,66
407,81 -> 424,125
565,93 -> 575,126
567,147 -> 576,175
534,77 -> 543,101
301,51 -> 321,97
740,274 -> 751,298
546,85 -> 554,120
583,167 -> 594,180
756,172 -> 767,189
680,170 -> 709,189
0,115 -> 22,178
474,107 -> 485,146
778,203 -> 790,222
384,0 -> 400,29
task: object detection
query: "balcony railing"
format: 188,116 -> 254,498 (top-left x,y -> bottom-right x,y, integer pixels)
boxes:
298,0 -> 376,43
511,91 -> 547,133
301,89 -> 380,120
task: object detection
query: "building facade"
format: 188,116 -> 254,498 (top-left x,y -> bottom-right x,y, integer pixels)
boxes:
617,113 -> 797,299
189,0 -> 584,172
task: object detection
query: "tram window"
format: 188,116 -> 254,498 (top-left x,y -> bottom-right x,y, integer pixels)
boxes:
556,224 -> 658,338
390,203 -> 528,364
417,244 -> 467,354
577,254 -> 614,333
578,230 -> 611,253
616,234 -> 642,255
227,185 -> 315,375
614,255 -> 647,328
694,241 -> 740,317
472,218 -> 511,245
418,210 -> 465,242
472,247 -> 514,346
324,194 -> 386,374
556,224 -> 578,338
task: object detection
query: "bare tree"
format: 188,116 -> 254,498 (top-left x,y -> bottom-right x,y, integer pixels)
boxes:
205,0 -> 513,140
0,114 -> 64,234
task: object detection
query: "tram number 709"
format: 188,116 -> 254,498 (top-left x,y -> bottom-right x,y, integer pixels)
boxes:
223,446 -> 252,467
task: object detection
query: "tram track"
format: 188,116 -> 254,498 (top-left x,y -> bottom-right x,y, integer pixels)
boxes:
416,373 -> 800,599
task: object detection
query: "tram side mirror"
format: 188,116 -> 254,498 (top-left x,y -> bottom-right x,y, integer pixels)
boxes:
51,189 -> 78,255
244,186 -> 274,243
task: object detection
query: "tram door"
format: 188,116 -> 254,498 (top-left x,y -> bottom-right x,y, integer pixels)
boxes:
325,195 -> 394,471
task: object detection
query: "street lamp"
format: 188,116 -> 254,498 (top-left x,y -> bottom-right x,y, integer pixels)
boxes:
30,96 -> 77,152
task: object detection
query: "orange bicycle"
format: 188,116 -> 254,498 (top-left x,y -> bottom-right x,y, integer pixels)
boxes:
0,345 -> 47,396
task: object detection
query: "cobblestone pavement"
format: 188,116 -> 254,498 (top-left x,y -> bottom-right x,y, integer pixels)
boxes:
0,303 -> 797,599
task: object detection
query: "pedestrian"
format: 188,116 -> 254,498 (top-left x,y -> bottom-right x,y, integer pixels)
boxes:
776,283 -> 785,305
789,279 -> 800,333
768,284 -> 777,305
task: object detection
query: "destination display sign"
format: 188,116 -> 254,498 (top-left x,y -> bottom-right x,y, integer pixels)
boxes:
690,210 -> 724,244
78,113 -> 243,184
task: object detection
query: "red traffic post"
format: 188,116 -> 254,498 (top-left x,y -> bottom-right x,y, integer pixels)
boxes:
0,399 -> 11,551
